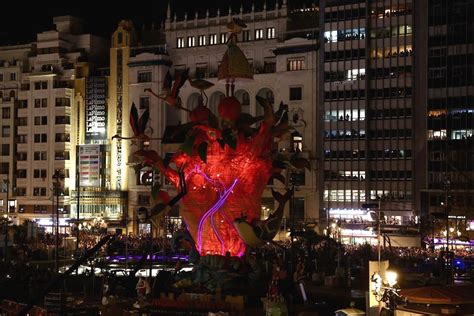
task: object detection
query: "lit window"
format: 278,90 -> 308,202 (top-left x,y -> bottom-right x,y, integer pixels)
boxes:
255,29 -> 264,40
220,33 -> 228,44
292,132 -> 303,152
198,35 -> 206,46
347,68 -> 366,80
177,37 -> 185,48
428,129 -> 447,140
187,36 -> 195,47
209,34 -> 217,45
266,27 -> 275,39
287,58 -> 305,71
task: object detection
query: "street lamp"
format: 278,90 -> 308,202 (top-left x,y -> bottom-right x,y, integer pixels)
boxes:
52,169 -> 65,273
371,270 -> 405,312
443,179 -> 452,284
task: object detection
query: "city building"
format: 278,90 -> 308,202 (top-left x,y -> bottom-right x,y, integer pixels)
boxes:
421,0 -> 474,248
0,16 -> 108,231
319,0 -> 420,245
0,44 -> 31,222
123,1 -> 320,234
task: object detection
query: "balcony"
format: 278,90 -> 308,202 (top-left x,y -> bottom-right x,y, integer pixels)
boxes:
255,63 -> 276,74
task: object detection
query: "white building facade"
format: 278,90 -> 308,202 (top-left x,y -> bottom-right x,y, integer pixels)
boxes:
126,1 -> 320,233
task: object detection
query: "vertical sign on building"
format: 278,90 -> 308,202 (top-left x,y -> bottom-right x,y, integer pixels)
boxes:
85,77 -> 108,142
78,145 -> 101,187
116,50 -> 123,189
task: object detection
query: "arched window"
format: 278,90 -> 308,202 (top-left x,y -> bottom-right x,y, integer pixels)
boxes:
209,91 -> 225,115
256,88 -> 274,116
186,93 -> 201,111
235,90 -> 250,114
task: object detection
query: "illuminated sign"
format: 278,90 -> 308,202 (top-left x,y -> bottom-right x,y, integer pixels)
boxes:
78,145 -> 101,187
85,77 -> 107,141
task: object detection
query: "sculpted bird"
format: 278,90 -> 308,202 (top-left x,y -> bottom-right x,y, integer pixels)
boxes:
189,78 -> 214,106
233,188 -> 294,247
112,103 -> 151,140
145,69 -> 190,112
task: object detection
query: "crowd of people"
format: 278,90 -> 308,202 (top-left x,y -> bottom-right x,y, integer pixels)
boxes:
0,227 -> 473,308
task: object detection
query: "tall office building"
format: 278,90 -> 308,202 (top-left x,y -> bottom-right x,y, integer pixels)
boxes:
422,0 -> 474,245
319,0 -> 419,245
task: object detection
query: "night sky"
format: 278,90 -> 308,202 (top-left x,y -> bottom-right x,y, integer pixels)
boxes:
0,0 -> 316,45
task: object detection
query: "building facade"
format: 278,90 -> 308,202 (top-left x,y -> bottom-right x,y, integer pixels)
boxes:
119,1 -> 320,234
319,0 -> 420,245
0,44 -> 30,222
422,0 -> 474,247
0,16 -> 108,230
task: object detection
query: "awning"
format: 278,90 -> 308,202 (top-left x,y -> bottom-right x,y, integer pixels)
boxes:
400,285 -> 474,304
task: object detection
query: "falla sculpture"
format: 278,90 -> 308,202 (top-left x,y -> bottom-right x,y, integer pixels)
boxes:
114,19 -> 311,257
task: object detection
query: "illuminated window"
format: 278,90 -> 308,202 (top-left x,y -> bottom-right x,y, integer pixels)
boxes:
266,27 -> 275,39
139,167 -> 153,185
451,129 -> 473,139
255,29 -> 264,40
324,30 -> 338,42
187,36 -> 195,47
287,57 -> 304,71
220,33 -> 228,44
177,37 -> 185,48
428,129 -> 447,140
347,69 -> 366,80
291,132 -> 303,152
198,35 -> 206,46
209,34 -> 217,45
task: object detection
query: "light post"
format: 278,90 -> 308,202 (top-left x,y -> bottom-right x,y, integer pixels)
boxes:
326,183 -> 330,238
52,170 -> 64,273
3,177 -> 10,262
443,179 -> 452,284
